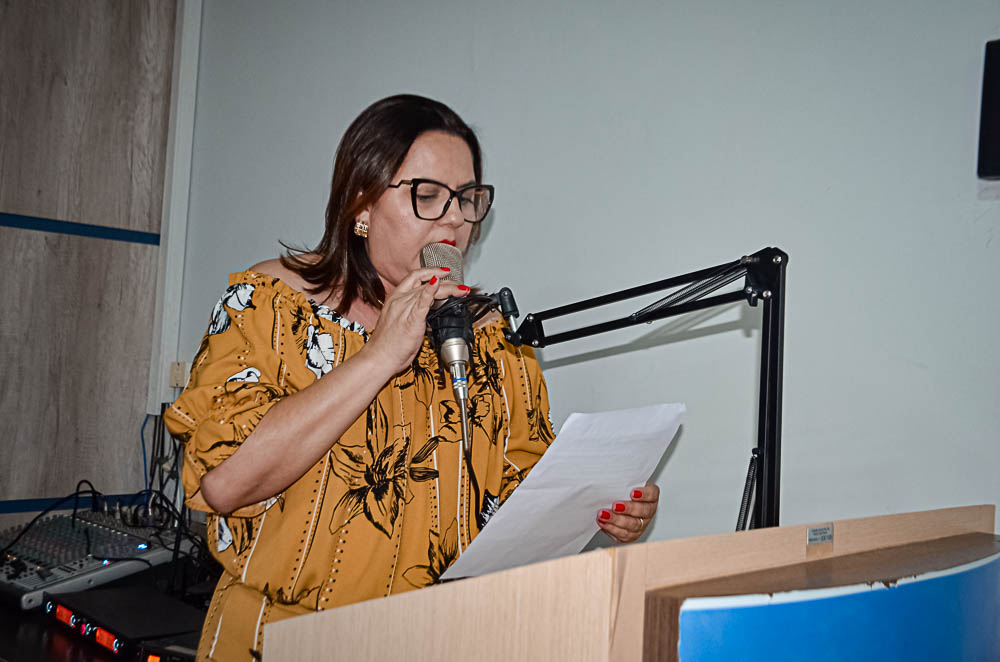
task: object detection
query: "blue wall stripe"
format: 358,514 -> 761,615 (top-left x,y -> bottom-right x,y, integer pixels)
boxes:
0,494 -> 139,514
0,212 -> 160,245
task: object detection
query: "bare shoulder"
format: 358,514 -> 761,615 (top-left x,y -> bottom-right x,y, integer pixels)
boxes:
248,256 -> 314,296
249,257 -> 291,279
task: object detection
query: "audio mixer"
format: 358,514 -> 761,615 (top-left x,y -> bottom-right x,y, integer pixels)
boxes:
0,510 -> 190,609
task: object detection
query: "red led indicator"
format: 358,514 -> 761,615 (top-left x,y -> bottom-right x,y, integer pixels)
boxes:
95,627 -> 116,651
55,605 -> 73,626
147,656 -> 161,662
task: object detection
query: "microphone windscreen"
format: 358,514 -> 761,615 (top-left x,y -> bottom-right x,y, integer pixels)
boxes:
420,243 -> 464,284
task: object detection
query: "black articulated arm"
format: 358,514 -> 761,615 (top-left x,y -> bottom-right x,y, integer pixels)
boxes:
492,247 -> 788,530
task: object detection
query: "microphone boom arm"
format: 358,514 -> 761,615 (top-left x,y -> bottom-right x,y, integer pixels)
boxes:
498,247 -> 787,530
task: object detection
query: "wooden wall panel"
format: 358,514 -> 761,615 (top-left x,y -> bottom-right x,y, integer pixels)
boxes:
0,1 -> 177,503
0,227 -> 158,499
0,0 -> 176,233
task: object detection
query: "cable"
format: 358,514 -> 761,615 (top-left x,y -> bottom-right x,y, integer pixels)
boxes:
736,449 -> 759,532
140,414 -> 151,500
123,487 -> 210,561
3,482 -> 220,606
71,479 -> 101,531
151,413 -> 162,495
136,411 -> 224,600
1,490 -> 96,558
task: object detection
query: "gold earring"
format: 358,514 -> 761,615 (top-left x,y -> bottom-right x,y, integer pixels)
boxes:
354,219 -> 368,238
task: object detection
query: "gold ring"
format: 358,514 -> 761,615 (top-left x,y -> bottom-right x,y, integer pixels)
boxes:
638,516 -> 645,528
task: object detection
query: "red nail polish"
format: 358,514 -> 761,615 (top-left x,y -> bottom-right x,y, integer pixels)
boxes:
598,509 -> 612,521
439,267 -> 451,272
429,276 -> 438,285
458,285 -> 470,292
613,502 -> 626,513
632,489 -> 643,500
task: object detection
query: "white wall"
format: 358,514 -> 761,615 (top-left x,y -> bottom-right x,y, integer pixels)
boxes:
177,0 -> 1000,540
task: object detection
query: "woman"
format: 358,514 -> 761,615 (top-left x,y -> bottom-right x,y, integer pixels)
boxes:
165,94 -> 658,661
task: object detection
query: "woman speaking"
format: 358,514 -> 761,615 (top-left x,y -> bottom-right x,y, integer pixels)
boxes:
165,94 -> 659,661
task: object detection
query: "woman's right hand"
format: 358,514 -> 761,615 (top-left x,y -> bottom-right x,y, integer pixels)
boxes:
365,267 -> 469,374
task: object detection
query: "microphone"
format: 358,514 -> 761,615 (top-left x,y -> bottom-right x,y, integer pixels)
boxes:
419,243 -> 473,409
420,243 -> 481,517
417,246 -> 522,521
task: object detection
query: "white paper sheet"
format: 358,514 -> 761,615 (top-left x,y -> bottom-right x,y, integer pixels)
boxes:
440,402 -> 685,580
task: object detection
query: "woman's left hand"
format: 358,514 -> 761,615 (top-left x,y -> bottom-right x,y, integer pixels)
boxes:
596,484 -> 659,544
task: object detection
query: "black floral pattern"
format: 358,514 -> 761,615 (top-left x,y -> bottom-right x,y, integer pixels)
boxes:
331,399 -> 412,538
398,344 -> 439,407
526,375 -> 555,447
437,393 -> 494,441
311,301 -> 368,337
466,394 -> 495,442
473,332 -> 506,396
288,304 -> 309,337
215,494 -> 283,557
407,434 -> 452,483
500,463 -> 531,503
222,514 -> 256,556
477,491 -> 499,529
402,520 -> 459,588
437,400 -> 462,437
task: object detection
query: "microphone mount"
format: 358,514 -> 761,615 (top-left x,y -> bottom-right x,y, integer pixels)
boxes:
425,294 -> 505,370
496,247 -> 788,531
425,293 -> 510,458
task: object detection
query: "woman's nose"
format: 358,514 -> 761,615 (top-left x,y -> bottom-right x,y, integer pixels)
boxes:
441,196 -> 466,226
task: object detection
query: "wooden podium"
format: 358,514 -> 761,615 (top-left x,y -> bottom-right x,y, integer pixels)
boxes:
263,505 -> 999,661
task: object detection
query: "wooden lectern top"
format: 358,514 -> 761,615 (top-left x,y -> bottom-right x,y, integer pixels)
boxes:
264,505 -> 995,662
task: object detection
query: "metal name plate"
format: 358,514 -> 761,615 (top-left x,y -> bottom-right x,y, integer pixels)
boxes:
807,524 -> 834,545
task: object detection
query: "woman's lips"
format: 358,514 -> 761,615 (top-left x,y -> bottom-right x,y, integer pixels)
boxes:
439,240 -> 457,246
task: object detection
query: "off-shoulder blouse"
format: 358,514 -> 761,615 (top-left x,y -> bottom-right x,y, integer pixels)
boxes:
165,271 -> 554,660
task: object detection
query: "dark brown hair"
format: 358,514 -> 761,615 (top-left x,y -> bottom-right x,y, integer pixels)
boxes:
281,94 -> 484,311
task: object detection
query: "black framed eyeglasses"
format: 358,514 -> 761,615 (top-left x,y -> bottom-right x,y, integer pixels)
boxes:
387,178 -> 494,223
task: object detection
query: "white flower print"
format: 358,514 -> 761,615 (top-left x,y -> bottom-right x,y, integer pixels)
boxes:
313,304 -> 335,321
227,367 -> 261,383
305,325 -> 336,379
477,491 -> 500,529
217,516 -> 234,552
209,284 -> 256,335
310,301 -> 367,337
338,315 -> 367,336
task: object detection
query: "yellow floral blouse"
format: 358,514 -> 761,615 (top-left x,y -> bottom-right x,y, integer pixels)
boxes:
165,271 -> 554,661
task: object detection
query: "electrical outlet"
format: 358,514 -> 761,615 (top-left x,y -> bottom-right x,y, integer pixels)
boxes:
169,361 -> 188,388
